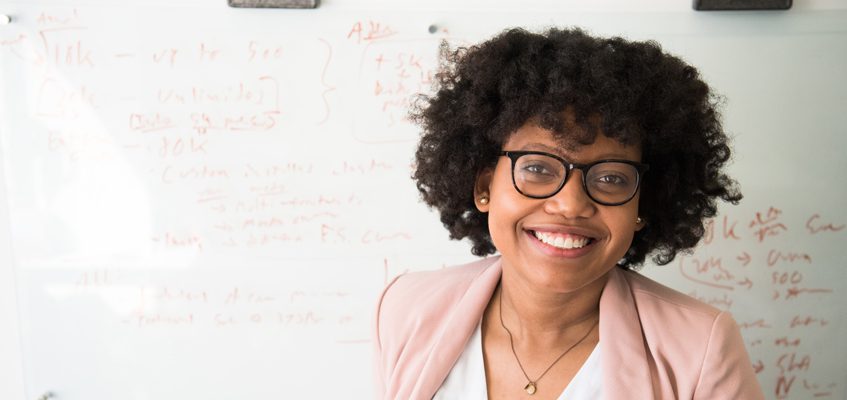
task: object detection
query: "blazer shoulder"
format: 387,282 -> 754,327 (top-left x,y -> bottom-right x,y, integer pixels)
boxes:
623,269 -> 722,320
615,270 -> 762,398
388,257 -> 495,296
378,257 -> 496,322
373,257 -> 500,398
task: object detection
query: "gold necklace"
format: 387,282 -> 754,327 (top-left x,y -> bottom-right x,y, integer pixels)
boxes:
498,290 -> 598,395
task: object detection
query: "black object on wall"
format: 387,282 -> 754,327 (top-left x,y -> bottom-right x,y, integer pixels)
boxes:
693,0 -> 792,10
228,0 -> 319,9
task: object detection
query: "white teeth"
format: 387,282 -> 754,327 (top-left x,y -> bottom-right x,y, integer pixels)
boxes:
533,231 -> 590,249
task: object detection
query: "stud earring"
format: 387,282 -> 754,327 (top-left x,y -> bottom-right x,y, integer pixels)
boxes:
636,217 -> 643,224
479,196 -> 489,205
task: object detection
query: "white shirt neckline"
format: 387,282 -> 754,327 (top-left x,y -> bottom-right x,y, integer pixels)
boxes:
434,319 -> 603,399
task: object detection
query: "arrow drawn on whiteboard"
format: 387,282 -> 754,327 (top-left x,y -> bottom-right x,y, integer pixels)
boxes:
752,360 -> 764,374
736,277 -> 753,289
317,38 -> 336,125
736,251 -> 751,266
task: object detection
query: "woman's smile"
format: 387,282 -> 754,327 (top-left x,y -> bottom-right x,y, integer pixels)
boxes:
526,229 -> 595,256
531,230 -> 591,250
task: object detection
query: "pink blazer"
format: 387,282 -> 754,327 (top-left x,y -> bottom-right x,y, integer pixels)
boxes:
373,257 -> 764,399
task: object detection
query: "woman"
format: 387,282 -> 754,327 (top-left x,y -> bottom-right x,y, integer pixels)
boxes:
373,28 -> 764,399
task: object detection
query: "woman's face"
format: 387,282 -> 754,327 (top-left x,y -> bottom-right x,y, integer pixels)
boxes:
476,121 -> 645,294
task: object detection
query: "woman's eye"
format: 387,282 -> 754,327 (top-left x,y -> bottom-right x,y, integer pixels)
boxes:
523,164 -> 553,175
596,174 -> 628,185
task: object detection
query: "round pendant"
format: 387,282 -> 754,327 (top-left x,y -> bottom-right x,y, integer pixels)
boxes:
524,382 -> 537,395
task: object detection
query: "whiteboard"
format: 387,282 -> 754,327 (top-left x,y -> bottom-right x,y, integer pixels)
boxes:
0,2 -> 845,399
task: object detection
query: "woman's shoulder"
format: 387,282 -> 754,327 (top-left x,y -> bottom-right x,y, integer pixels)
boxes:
620,268 -> 724,320
384,257 -> 498,295
614,269 -> 743,353
616,269 -> 750,366
373,256 -> 502,391
608,269 -> 762,398
606,268 -> 740,351
377,257 -> 499,319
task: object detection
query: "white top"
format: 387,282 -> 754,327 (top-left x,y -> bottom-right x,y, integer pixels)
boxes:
434,321 -> 603,399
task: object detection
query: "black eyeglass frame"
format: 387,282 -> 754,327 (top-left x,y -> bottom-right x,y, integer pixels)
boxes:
500,150 -> 650,206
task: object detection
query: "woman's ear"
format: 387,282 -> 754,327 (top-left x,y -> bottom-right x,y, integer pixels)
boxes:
474,168 -> 494,212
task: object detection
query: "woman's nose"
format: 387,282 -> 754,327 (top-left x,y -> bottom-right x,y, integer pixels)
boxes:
542,172 -> 596,219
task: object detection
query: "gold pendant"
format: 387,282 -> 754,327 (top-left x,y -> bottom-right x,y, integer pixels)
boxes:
524,382 -> 537,395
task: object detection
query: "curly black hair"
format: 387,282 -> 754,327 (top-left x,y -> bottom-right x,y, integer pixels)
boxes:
411,27 -> 742,269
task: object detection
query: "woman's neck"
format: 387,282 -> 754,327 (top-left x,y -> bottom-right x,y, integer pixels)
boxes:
494,269 -> 607,347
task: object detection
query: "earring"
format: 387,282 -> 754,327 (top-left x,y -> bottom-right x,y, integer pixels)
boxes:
636,217 -> 643,224
479,196 -> 489,205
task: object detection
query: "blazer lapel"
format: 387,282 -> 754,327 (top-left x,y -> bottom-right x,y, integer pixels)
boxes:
600,268 -> 656,399
410,258 -> 502,400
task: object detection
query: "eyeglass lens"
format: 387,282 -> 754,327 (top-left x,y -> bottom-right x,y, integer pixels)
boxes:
513,153 -> 640,204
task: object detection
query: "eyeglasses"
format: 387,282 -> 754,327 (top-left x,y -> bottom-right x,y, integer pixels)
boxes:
500,151 -> 649,206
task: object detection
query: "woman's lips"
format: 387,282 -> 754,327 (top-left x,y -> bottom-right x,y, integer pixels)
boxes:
532,230 -> 592,249
525,229 -> 596,258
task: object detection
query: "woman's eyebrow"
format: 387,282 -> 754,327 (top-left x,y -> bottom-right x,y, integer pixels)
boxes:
520,143 -> 562,153
518,142 -> 638,162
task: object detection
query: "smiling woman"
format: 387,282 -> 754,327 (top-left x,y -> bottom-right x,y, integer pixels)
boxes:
372,27 -> 765,400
